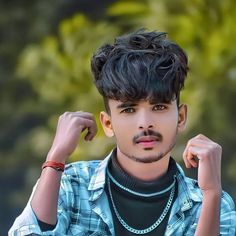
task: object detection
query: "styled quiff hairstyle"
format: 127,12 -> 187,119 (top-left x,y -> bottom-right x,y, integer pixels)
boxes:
91,29 -> 188,112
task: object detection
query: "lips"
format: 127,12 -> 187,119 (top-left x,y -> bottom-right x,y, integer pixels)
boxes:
135,136 -> 160,149
135,135 -> 160,143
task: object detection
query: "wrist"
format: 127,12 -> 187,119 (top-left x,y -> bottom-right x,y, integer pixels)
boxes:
42,161 -> 65,172
46,147 -> 68,163
202,189 -> 222,199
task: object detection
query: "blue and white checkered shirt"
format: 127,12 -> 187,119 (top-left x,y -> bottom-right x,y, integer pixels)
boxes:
9,151 -> 236,236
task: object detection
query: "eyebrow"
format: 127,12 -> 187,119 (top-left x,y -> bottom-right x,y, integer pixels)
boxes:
149,101 -> 172,105
116,102 -> 138,109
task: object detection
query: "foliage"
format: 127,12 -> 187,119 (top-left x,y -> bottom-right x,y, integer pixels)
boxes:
17,15 -> 120,162
0,1 -> 116,233
17,0 -> 236,191
1,0 -> 236,234
107,0 -> 236,194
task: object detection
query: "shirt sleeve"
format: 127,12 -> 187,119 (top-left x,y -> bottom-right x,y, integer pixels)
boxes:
8,175 -> 73,236
184,190 -> 236,236
37,218 -> 56,231
219,191 -> 236,235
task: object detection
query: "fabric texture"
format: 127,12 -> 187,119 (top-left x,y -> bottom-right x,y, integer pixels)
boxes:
106,154 -> 178,236
9,150 -> 236,236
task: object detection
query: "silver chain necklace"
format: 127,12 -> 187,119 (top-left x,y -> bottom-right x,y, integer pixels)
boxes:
107,177 -> 175,234
107,168 -> 176,197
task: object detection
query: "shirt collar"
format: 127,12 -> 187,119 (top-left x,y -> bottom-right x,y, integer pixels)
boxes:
175,164 -> 202,212
88,150 -> 113,201
88,150 -> 203,206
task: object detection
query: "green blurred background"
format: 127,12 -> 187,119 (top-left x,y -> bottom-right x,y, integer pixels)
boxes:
1,0 -> 236,235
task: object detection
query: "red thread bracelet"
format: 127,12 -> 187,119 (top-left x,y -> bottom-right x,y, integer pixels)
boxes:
42,161 -> 65,172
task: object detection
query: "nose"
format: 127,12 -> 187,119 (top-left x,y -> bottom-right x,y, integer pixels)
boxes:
139,124 -> 154,129
138,112 -> 154,130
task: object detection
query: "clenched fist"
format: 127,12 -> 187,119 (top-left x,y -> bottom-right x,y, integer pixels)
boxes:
46,111 -> 97,163
183,134 -> 222,194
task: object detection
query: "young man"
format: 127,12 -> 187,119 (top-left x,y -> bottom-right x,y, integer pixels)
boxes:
9,29 -> 236,235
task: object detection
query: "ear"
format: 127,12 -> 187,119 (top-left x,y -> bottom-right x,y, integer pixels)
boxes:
100,111 -> 114,137
177,104 -> 187,133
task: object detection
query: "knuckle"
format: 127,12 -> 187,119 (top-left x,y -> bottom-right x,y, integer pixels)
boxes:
77,111 -> 84,115
72,116 -> 81,124
60,112 -> 69,119
196,134 -> 202,138
64,111 -> 70,116
187,138 -> 195,146
61,111 -> 72,119
215,143 -> 222,152
87,113 -> 94,119
211,142 -> 221,150
187,139 -> 194,146
196,133 -> 205,139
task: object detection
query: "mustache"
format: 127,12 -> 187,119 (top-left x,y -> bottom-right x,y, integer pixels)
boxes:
133,130 -> 163,144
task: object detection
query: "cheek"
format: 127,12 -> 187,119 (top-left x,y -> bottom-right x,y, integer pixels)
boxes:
112,119 -> 128,132
158,111 -> 178,123
112,119 -> 134,141
112,117 -> 133,130
158,116 -> 178,135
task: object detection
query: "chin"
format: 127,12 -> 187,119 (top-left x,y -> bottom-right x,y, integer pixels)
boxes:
130,154 -> 165,164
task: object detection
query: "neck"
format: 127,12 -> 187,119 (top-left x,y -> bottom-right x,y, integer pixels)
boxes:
116,148 -> 170,181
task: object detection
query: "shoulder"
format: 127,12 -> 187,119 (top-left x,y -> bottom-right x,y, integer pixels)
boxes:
60,160 -> 102,186
219,191 -> 236,233
176,164 -> 203,202
183,174 -> 235,211
176,164 -> 236,210
176,164 -> 236,232
220,190 -> 236,213
65,160 -> 101,174
63,160 -> 101,177
185,176 -> 235,211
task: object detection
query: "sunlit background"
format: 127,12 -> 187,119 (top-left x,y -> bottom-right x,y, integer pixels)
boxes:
1,0 -> 236,234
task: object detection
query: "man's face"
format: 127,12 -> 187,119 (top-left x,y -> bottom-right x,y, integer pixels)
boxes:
101,99 -> 186,163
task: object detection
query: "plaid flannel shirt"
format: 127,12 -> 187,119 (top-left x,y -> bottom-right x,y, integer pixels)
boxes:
9,151 -> 236,236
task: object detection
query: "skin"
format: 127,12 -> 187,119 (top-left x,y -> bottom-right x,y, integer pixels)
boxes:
31,99 -> 221,235
100,99 -> 187,181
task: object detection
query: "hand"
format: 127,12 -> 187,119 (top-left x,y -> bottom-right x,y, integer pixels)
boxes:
183,134 -> 222,194
47,111 -> 97,163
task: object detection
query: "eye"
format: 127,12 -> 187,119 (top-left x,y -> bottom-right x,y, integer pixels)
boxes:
153,104 -> 167,111
120,107 -> 135,113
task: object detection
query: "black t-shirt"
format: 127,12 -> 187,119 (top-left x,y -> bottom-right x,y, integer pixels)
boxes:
105,154 -> 178,236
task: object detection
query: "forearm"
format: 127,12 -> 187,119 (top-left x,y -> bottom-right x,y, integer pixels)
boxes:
31,167 -> 63,225
31,149 -> 66,225
194,191 -> 221,236
30,111 -> 96,226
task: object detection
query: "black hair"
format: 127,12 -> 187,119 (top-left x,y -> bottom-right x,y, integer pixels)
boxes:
91,29 -> 189,112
